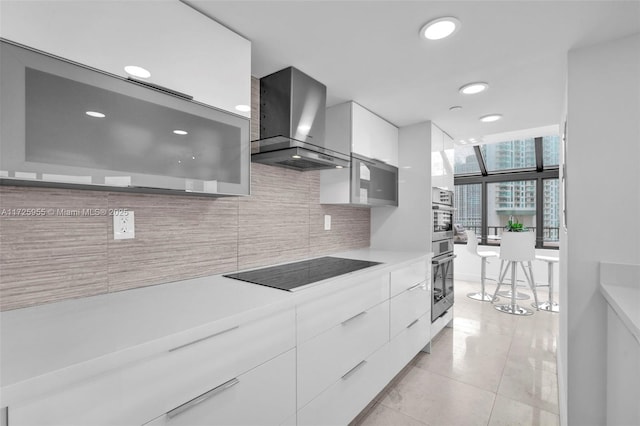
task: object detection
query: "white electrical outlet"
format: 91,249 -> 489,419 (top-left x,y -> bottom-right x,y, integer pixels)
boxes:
324,214 -> 331,231
113,210 -> 135,240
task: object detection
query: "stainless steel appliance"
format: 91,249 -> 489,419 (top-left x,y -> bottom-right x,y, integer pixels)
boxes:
432,187 -> 455,241
251,67 -> 350,171
350,153 -> 399,206
223,257 -> 381,291
431,187 -> 455,321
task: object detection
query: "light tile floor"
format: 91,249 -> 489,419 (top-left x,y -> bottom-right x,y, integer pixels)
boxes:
352,279 -> 560,426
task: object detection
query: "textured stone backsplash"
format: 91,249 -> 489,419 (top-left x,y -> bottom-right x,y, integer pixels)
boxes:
0,77 -> 370,311
0,165 -> 370,310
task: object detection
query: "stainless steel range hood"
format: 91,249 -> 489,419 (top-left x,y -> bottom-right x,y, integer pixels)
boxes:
251,67 -> 350,171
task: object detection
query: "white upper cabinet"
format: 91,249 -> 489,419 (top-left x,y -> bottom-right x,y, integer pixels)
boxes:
430,124 -> 454,190
0,1 -> 251,117
325,102 -> 398,166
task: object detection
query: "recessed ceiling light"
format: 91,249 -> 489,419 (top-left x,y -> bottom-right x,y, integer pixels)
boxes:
124,65 -> 151,79
420,17 -> 461,40
459,82 -> 488,95
449,106 -> 462,111
459,140 -> 466,144
335,165 -> 344,169
85,111 -> 106,118
479,114 -> 503,123
292,155 -> 302,159
235,104 -> 251,112
173,130 -> 188,135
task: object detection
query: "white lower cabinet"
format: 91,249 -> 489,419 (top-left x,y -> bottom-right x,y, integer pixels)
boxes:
296,258 -> 431,425
297,343 -> 392,426
296,271 -> 389,343
142,348 -> 296,426
388,312 -> 431,374
389,280 -> 430,338
297,300 -> 390,408
390,260 -> 428,298
7,309 -> 295,426
606,306 -> 640,426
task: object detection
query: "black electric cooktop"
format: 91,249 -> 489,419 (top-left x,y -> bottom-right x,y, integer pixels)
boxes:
223,256 -> 382,291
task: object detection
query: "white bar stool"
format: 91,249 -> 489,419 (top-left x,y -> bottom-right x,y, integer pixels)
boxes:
532,255 -> 560,313
465,230 -> 499,302
492,232 -> 540,316
495,251 -> 531,301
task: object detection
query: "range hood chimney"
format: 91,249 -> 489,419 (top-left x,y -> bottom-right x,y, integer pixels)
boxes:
251,67 -> 350,171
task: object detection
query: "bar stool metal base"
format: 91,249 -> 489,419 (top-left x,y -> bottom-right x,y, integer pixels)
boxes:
467,292 -> 498,302
532,301 -> 560,313
496,289 -> 530,300
494,303 -> 534,316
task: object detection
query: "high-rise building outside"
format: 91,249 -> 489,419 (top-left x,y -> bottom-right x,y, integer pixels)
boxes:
454,136 -> 560,244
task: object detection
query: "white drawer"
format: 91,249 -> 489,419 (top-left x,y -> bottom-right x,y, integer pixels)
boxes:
297,300 -> 389,409
388,311 -> 431,376
8,309 -> 295,426
143,348 -> 296,426
390,260 -> 428,298
297,343 -> 392,426
296,271 -> 389,343
389,280 -> 430,338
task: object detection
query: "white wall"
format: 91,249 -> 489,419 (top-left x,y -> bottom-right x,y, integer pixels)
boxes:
563,32 -> 640,426
558,72 -> 569,426
371,121 -> 432,251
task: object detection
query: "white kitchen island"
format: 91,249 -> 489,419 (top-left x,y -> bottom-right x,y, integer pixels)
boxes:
1,249 -> 432,426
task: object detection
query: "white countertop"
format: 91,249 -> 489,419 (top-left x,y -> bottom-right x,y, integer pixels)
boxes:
1,248 -> 429,405
599,262 -> 640,344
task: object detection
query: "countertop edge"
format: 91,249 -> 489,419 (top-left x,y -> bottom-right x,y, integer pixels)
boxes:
599,282 -> 640,345
599,261 -> 640,346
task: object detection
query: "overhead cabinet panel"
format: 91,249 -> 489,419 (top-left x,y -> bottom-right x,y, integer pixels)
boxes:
324,102 -> 399,166
431,124 -> 454,190
0,41 -> 250,196
351,103 -> 399,166
320,102 -> 399,206
0,0 -> 251,117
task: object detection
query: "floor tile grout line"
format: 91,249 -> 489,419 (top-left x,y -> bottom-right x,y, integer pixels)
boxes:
368,401 -> 431,426
488,312 -> 519,425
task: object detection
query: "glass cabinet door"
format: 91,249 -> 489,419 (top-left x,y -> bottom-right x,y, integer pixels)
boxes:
1,40 -> 250,196
350,154 -> 398,206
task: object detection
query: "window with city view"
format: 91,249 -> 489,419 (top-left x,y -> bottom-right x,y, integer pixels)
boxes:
454,135 -> 560,248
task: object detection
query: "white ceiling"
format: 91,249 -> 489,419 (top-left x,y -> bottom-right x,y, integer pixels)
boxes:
185,0 -> 640,143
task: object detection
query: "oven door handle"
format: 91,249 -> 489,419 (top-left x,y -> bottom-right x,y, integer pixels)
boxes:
432,254 -> 456,265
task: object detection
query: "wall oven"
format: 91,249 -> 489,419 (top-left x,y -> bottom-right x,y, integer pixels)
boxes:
431,187 -> 455,322
432,188 -> 454,240
432,239 -> 455,321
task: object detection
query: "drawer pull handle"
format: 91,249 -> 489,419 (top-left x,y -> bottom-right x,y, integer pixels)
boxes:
341,360 -> 367,380
407,282 -> 424,292
407,318 -> 420,329
341,311 -> 367,326
169,326 -> 239,352
167,378 -> 240,419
